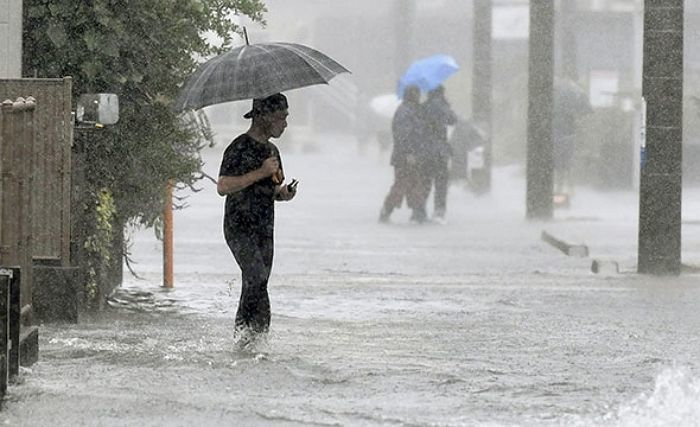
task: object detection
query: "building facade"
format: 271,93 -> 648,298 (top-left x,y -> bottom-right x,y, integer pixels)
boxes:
0,0 -> 22,78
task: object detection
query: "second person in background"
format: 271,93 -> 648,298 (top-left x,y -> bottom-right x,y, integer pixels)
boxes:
420,85 -> 458,224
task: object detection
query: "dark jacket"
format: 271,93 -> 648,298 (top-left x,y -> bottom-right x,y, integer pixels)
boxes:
553,81 -> 592,139
422,92 -> 458,164
390,101 -> 425,167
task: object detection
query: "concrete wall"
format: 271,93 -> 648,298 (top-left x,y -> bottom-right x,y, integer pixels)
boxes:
0,0 -> 22,78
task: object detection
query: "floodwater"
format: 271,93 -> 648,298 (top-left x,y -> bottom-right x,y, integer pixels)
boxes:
3,131 -> 700,426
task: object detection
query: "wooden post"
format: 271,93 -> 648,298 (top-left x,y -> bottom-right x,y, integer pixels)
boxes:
163,180 -> 174,288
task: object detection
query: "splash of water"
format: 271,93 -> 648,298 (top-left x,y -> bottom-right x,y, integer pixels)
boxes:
609,367 -> 700,427
567,367 -> 700,427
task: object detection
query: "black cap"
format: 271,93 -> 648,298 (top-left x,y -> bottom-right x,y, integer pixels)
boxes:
243,93 -> 288,119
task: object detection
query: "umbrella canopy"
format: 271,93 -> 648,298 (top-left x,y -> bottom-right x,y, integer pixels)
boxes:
174,42 -> 350,112
397,54 -> 459,98
369,93 -> 401,119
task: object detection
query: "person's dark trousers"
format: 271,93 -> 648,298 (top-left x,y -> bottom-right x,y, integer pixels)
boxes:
409,164 -> 432,222
226,230 -> 274,333
433,158 -> 450,216
381,165 -> 421,218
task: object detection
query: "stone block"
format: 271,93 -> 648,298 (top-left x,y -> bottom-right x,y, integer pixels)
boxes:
19,325 -> 38,367
33,265 -> 83,323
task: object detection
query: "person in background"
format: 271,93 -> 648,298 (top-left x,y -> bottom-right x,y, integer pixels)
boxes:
217,93 -> 298,347
421,85 -> 458,223
448,118 -> 483,182
553,79 -> 593,199
379,85 -> 427,223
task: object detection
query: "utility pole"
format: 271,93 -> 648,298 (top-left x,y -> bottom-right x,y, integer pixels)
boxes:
526,0 -> 555,220
638,0 -> 684,275
394,0 -> 415,78
471,0 -> 493,194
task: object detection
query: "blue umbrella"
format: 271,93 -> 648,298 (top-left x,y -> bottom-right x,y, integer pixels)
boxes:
397,54 -> 459,98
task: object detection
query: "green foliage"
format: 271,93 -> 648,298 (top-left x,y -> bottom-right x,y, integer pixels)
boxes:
83,188 -> 116,307
23,0 -> 266,225
23,1 -> 266,299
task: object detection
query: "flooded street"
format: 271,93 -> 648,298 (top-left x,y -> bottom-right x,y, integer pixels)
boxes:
2,0 -> 698,425
3,134 -> 700,426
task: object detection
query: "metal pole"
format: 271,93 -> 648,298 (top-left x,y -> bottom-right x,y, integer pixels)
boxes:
471,0 -> 493,194
637,0 -> 684,275
163,180 -> 174,288
526,0 -> 555,220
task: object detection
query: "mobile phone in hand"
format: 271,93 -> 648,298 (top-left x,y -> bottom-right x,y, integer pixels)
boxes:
287,179 -> 299,192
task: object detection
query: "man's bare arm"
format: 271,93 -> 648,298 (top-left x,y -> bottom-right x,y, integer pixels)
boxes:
217,170 -> 265,196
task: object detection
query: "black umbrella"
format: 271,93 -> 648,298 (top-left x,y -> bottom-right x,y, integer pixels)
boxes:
174,42 -> 350,112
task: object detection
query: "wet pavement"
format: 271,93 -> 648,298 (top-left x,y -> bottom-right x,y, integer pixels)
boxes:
2,132 -> 700,426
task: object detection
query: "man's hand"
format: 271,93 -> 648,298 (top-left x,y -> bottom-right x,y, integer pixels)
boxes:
275,180 -> 297,201
261,156 -> 280,179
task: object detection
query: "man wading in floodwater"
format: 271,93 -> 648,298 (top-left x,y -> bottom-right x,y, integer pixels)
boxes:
217,93 -> 297,346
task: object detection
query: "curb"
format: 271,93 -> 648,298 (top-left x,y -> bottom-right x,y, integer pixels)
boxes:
591,259 -> 620,274
542,230 -> 624,274
541,230 -> 589,257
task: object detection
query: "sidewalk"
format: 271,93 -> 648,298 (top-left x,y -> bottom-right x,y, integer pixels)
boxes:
539,179 -> 700,275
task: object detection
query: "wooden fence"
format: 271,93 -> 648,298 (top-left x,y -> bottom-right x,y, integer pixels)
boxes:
1,78 -> 83,326
0,97 -> 35,313
0,78 -> 73,267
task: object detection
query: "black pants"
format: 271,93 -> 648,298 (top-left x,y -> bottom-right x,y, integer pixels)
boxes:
432,158 -> 449,213
382,165 -> 424,214
226,230 -> 274,333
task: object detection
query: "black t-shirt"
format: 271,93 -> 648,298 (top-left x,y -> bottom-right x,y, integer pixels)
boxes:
218,134 -> 282,238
